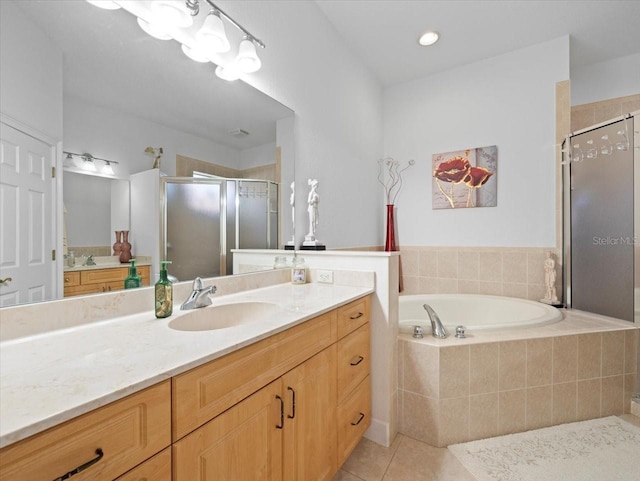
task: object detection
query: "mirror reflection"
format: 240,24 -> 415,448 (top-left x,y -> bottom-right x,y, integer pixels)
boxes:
0,0 -> 295,307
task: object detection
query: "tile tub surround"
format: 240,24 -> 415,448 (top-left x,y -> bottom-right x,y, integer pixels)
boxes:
397,310 -> 638,447
0,273 -> 374,448
399,246 -> 562,303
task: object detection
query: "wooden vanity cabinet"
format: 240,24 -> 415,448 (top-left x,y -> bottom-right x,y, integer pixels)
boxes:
0,381 -> 171,481
64,265 -> 150,297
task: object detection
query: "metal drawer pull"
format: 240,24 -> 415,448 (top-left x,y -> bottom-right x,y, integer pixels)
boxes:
350,356 -> 364,366
287,387 -> 296,419
351,412 -> 365,426
349,312 -> 364,320
275,395 -> 284,429
53,448 -> 103,481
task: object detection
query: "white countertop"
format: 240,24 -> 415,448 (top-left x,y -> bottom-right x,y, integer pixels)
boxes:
0,282 -> 373,448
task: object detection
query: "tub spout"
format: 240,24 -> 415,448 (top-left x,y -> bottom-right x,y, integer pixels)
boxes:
423,304 -> 448,338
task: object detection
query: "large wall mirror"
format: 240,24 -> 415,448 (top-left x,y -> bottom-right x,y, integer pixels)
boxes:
0,0 -> 295,307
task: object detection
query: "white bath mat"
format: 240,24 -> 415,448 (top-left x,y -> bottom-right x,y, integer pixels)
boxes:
448,416 -> 640,481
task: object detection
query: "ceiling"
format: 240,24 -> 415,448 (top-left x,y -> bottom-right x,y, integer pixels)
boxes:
315,0 -> 640,87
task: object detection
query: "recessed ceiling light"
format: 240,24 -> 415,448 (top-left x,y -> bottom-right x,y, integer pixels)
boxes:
418,31 -> 439,46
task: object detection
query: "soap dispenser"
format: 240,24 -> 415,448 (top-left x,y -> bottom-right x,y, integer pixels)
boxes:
155,261 -> 173,318
124,259 -> 142,289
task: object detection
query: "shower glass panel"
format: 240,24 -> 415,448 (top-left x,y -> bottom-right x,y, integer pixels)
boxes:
238,180 -> 278,249
568,117 -> 635,322
164,180 -> 222,281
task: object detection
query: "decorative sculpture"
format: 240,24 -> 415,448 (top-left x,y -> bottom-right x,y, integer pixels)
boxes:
302,178 -> 325,250
286,181 -> 295,248
541,251 -> 560,305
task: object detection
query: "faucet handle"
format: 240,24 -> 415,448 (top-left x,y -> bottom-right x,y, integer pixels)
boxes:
192,277 -> 204,290
455,325 -> 467,339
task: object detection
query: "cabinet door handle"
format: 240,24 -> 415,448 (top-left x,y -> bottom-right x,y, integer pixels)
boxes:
275,395 -> 284,429
0,277 -> 12,285
350,356 -> 364,366
287,386 -> 296,419
349,312 -> 364,320
53,448 -> 104,481
351,412 -> 365,426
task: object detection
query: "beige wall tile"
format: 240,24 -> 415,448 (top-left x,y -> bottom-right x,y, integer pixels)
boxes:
503,251 -> 527,284
553,335 -> 578,383
399,250 -> 419,276
577,333 -> 602,380
478,251 -> 502,282
621,96 -> 640,113
436,278 -> 458,294
623,373 -> 636,415
418,277 -> 438,294
571,107 -> 595,132
477,281 -> 502,296
526,250 -> 546,285
403,342 -> 439,398
419,250 -> 438,277
601,375 -> 624,416
499,341 -> 527,391
438,397 -> 470,446
437,251 -> 458,279
526,385 -> 553,430
469,393 -> 499,440
458,280 -> 479,294
503,283 -> 528,299
439,346 -> 470,399
624,329 -> 638,374
498,389 -> 526,435
527,337 -> 553,387
526,284 -> 546,302
470,343 -> 500,395
402,276 -> 420,294
594,102 -> 622,124
400,391 -> 439,446
602,331 -> 625,376
552,382 -> 577,424
577,379 -> 601,421
458,251 -> 479,280
398,339 -> 405,391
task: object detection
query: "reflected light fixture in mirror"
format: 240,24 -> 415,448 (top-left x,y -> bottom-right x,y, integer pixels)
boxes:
86,0 -> 121,10
137,17 -> 172,40
150,0 -> 197,29
196,9 -> 230,53
63,151 -> 119,178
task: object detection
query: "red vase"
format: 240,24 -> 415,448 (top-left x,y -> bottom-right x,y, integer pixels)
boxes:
119,230 -> 132,263
385,204 -> 397,252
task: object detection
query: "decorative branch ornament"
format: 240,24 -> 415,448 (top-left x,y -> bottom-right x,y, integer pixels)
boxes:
377,157 -> 415,205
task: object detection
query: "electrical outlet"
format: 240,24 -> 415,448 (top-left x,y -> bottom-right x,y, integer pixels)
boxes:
317,270 -> 334,283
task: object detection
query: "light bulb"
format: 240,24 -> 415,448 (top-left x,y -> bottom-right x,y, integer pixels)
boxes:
137,17 -> 172,40
83,159 -> 97,172
418,31 -> 439,46
150,0 -> 194,29
196,10 -> 230,53
181,44 -> 210,63
236,37 -> 261,73
215,64 -> 240,81
102,162 -> 115,176
86,0 -> 121,10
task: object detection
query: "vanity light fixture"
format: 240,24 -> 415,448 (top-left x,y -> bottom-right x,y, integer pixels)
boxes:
181,44 -> 210,62
102,161 -> 116,176
150,0 -> 198,29
418,30 -> 439,46
86,0 -> 121,10
137,17 -> 172,40
215,64 -> 240,81
236,35 -> 261,73
63,151 -> 119,176
196,9 -> 230,53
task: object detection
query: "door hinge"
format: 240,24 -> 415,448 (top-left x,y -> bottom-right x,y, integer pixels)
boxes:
52,166 -> 56,178
52,249 -> 56,261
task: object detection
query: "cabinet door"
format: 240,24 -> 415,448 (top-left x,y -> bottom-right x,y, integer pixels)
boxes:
282,345 -> 337,481
115,448 -> 171,481
173,379 -> 283,481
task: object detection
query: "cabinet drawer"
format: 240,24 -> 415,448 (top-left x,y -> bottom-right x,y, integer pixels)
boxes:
115,448 -> 171,481
81,267 -> 128,285
64,283 -> 104,297
337,323 -> 370,403
337,296 -> 370,339
172,310 -> 337,440
138,265 -> 150,285
64,271 -> 81,287
337,376 -> 371,467
0,381 -> 171,481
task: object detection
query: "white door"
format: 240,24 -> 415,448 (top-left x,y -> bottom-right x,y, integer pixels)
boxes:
0,122 -> 56,307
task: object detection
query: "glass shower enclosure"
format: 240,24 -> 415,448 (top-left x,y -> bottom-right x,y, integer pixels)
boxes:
161,177 -> 278,282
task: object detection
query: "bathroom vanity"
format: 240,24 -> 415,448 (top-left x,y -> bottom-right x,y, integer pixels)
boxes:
63,264 -> 151,297
0,284 -> 372,481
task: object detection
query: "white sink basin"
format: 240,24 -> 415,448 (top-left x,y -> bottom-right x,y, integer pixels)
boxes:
168,302 -> 281,331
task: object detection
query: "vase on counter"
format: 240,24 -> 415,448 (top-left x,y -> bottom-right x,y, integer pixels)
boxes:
385,204 -> 397,252
119,230 -> 132,263
113,230 -> 122,257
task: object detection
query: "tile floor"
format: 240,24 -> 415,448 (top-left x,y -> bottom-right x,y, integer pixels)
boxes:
333,414 -> 640,481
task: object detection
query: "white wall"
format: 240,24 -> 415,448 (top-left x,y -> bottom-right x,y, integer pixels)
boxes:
240,142 -> 276,170
64,97 -> 241,178
0,1 -> 62,140
383,37 -> 570,248
64,173 -> 111,246
225,0 -> 384,248
571,53 -> 640,106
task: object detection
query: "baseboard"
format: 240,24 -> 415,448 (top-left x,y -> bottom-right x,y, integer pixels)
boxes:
364,418 -> 391,447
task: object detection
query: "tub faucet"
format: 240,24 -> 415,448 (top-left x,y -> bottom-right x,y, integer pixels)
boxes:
181,277 -> 217,310
423,304 -> 448,338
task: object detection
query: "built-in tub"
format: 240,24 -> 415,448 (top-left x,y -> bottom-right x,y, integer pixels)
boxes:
399,293 -> 562,335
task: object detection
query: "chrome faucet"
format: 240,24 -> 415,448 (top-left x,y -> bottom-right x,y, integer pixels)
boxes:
423,304 -> 448,338
181,277 -> 217,310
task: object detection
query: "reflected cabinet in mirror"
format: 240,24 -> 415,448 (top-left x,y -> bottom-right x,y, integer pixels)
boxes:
0,0 -> 295,307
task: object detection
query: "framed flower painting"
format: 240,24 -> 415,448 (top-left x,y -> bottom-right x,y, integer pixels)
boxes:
432,145 -> 497,209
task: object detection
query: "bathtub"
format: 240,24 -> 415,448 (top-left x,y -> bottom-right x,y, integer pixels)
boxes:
399,293 -> 562,334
